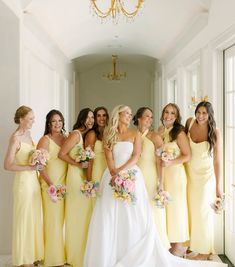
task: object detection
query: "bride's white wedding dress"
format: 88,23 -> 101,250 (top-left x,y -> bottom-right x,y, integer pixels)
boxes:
84,142 -> 226,267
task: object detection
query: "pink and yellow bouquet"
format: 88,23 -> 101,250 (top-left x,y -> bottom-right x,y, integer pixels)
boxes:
80,180 -> 100,198
75,145 -> 95,163
156,145 -> 177,162
154,190 -> 172,208
47,184 -> 67,202
29,148 -> 49,166
109,169 -> 137,204
211,195 -> 225,214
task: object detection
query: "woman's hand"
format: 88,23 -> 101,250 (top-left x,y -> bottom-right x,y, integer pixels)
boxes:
216,184 -> 223,199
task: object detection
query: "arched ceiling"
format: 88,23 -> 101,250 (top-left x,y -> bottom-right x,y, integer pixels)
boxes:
19,0 -> 210,60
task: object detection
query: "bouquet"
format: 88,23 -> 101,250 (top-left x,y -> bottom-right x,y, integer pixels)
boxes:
29,148 -> 49,167
47,184 -> 67,202
80,180 -> 100,198
75,145 -> 95,163
109,169 -> 137,204
210,195 -> 225,214
156,145 -> 177,162
154,190 -> 172,208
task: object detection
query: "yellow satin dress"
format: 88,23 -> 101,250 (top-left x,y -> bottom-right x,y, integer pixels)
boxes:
91,140 -> 106,207
40,137 -> 67,266
186,119 -> 215,254
163,128 -> 189,243
65,130 -> 93,267
137,130 -> 170,249
13,142 -> 44,266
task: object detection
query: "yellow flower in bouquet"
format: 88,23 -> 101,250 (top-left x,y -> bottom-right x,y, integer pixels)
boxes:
75,145 -> 95,163
156,144 -> 177,162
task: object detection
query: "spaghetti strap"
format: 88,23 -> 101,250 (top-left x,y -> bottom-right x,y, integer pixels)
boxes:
188,118 -> 195,131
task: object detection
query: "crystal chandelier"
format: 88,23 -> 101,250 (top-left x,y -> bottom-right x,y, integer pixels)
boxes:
103,55 -> 126,81
90,0 -> 144,23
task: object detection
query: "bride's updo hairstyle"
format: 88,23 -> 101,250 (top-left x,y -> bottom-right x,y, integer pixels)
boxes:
14,105 -> 32,124
104,104 -> 130,149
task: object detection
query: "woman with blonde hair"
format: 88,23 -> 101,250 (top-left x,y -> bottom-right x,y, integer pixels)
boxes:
84,104 -> 225,267
4,105 -> 43,267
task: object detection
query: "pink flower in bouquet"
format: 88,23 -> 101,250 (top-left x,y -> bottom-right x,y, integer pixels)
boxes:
29,148 -> 49,166
156,145 -> 177,162
114,176 -> 123,186
123,179 -> 135,193
75,145 -> 95,163
154,190 -> 172,208
47,184 -> 66,202
109,169 -> 137,203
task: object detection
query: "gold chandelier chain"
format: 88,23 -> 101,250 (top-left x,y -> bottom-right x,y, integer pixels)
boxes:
118,0 -> 143,17
91,0 -> 115,17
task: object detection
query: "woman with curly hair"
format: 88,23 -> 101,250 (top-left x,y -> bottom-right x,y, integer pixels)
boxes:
185,101 -> 223,260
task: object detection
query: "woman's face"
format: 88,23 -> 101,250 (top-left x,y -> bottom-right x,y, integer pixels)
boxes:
49,114 -> 63,134
20,111 -> 35,129
138,109 -> 153,129
96,109 -> 107,127
85,111 -> 94,129
162,105 -> 177,127
195,106 -> 209,125
119,108 -> 132,126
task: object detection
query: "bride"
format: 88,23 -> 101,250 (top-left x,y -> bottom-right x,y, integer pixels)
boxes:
84,105 -> 226,267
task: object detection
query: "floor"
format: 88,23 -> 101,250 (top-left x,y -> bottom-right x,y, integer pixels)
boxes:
0,254 -> 232,267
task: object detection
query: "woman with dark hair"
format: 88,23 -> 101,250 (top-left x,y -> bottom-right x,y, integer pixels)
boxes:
37,109 -> 67,267
4,106 -> 43,266
185,101 -> 223,260
85,106 -> 109,207
134,107 -> 170,249
59,108 -> 94,267
157,103 -> 191,257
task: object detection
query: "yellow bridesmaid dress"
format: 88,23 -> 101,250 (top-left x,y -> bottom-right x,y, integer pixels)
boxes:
65,130 -> 93,267
40,137 -> 67,266
186,119 -> 215,254
163,128 -> 189,243
91,140 -> 107,207
13,142 -> 44,266
137,130 -> 170,249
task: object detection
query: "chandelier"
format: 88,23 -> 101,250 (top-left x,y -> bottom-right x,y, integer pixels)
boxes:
103,55 -> 126,81
90,0 -> 144,23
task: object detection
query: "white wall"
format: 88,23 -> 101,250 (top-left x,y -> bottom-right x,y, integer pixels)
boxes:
0,0 -> 75,254
0,0 -> 20,255
76,61 -> 154,125
160,0 -> 235,253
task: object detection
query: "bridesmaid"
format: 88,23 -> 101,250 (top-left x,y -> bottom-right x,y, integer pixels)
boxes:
185,101 -> 223,260
134,107 -> 170,249
85,106 -> 109,207
4,105 -> 43,267
37,110 -> 67,267
59,108 -> 94,267
157,103 -> 190,257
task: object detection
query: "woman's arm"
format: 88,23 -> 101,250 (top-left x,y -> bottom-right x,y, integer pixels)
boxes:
37,136 -> 53,186
4,135 -> 36,171
153,133 -> 164,190
58,131 -> 88,168
84,131 -> 96,181
213,128 -> 223,198
161,131 -> 191,167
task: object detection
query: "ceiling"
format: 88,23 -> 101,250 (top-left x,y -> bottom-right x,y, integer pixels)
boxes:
19,0 -> 210,61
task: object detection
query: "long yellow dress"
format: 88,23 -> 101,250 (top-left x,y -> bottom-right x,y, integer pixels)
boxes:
163,128 -> 189,243
13,142 -> 44,266
186,119 -> 215,254
65,130 -> 93,267
40,137 -> 67,266
137,130 -> 170,249
91,140 -> 106,207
